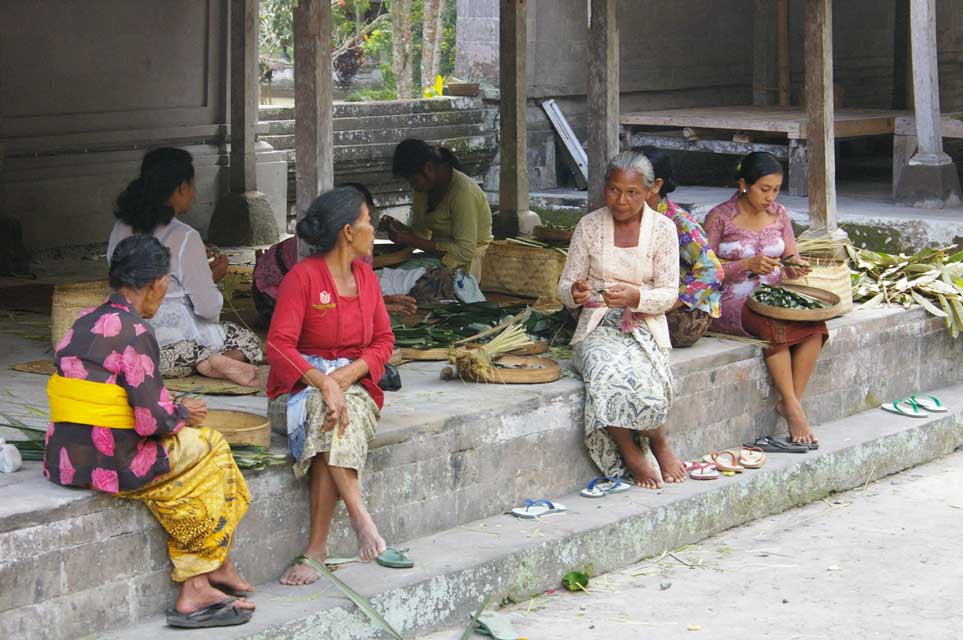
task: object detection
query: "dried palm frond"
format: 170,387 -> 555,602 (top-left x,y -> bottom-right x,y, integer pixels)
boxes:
452,322 -> 534,379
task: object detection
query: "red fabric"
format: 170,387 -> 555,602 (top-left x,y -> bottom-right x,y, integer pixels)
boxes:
266,255 -> 395,407
741,303 -> 828,357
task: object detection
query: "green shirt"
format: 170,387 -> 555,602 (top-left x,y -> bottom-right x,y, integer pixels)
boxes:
411,169 -> 493,271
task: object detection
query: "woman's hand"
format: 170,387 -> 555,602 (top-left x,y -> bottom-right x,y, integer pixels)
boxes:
384,294 -> 418,315
602,284 -> 641,309
180,398 -> 208,426
571,280 -> 592,306
744,254 -> 781,276
328,367 -> 356,392
210,254 -> 230,283
304,372 -> 349,437
783,255 -> 812,279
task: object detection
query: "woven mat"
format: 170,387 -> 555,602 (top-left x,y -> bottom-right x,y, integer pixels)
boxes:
10,361 -> 259,396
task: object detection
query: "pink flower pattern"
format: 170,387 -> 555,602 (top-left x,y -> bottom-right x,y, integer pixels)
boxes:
55,329 -> 74,354
91,312 -> 123,338
43,293 -> 187,493
91,467 -> 119,494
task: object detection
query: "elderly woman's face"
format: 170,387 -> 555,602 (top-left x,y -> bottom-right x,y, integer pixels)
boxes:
140,275 -> 170,319
346,203 -> 376,259
604,169 -> 648,221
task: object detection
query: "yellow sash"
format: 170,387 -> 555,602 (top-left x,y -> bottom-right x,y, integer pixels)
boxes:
47,374 -> 136,429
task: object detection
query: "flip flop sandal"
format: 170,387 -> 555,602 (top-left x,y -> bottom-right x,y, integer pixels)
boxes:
880,398 -> 930,418
744,435 -> 808,453
511,499 -> 567,519
376,547 -> 414,569
579,476 -> 631,498
686,461 -> 719,480
476,610 -> 521,639
909,394 -> 948,413
166,596 -> 253,629
210,583 -> 254,598
784,436 -> 819,450
739,445 -> 767,468
709,450 -> 745,473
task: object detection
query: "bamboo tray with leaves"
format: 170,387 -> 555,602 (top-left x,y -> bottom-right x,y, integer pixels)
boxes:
748,284 -> 842,321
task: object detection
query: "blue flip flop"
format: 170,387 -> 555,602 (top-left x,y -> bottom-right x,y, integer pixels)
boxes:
579,476 -> 631,498
510,499 -> 567,519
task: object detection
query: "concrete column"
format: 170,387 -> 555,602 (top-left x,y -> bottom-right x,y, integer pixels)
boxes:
803,0 -> 837,233
586,0 -> 619,212
894,0 -> 961,207
498,0 -> 536,233
294,0 -> 334,258
208,0 -> 280,245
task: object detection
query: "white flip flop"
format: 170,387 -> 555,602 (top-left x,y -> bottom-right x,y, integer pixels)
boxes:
909,394 -> 948,413
511,499 -> 567,519
579,476 -> 631,498
880,398 -> 929,418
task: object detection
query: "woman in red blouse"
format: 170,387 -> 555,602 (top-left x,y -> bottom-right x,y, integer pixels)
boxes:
266,187 -> 395,585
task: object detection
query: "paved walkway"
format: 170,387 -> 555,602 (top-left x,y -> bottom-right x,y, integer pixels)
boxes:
424,448 -> 963,640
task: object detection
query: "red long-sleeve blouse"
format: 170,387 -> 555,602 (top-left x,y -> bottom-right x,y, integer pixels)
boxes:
266,255 -> 395,407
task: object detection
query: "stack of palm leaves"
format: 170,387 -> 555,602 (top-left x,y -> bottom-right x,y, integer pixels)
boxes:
848,244 -> 963,336
452,321 -> 534,379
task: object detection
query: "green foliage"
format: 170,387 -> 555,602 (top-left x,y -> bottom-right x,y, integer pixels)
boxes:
344,88 -> 398,102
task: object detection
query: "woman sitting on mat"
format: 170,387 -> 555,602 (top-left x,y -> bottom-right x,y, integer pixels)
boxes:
377,138 -> 492,304
704,151 -> 825,446
266,187 -> 394,585
558,150 -> 684,489
252,183 -> 417,327
108,147 -> 262,387
640,146 -> 724,348
44,235 -> 255,629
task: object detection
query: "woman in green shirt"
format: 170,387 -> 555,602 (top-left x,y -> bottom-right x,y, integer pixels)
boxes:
386,139 -> 493,280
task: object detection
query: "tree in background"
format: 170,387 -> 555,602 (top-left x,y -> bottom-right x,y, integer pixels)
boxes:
420,0 -> 444,92
388,0 -> 414,98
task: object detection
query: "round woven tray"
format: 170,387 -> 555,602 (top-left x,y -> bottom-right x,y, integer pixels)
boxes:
400,340 -> 549,362
51,280 -> 112,349
457,355 -> 561,384
202,409 -> 270,447
533,226 -> 574,244
747,284 -> 843,322
372,246 -> 413,269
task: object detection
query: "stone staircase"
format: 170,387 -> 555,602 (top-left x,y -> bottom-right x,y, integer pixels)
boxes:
2,305 -> 962,639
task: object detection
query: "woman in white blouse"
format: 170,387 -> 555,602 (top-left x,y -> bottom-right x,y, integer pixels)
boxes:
108,148 -> 261,387
558,150 -> 684,489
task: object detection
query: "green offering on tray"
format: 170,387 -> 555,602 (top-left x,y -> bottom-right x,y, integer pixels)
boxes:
751,284 -> 828,310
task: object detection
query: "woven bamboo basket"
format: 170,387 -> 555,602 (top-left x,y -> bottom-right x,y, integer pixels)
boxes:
782,260 -> 853,315
50,280 -> 112,349
372,246 -> 413,269
481,241 -> 566,310
455,355 -> 561,384
202,410 -> 270,447
748,284 -> 843,322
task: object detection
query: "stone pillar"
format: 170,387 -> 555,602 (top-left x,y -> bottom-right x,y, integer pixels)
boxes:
208,0 -> 280,246
894,0 -> 962,208
803,0 -> 838,234
587,0 -> 619,213
498,0 -> 536,233
294,0 -> 334,258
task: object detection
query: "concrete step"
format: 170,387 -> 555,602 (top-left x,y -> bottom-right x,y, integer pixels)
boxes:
261,110 -> 491,136
263,124 -> 491,153
98,384 -> 963,639
258,97 -> 483,123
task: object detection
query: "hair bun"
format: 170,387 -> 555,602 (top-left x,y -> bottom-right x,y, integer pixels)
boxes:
295,215 -> 326,247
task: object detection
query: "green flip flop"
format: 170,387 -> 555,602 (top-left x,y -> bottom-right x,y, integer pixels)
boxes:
476,611 -> 520,640
910,394 -> 948,413
376,547 -> 414,569
880,398 -> 929,418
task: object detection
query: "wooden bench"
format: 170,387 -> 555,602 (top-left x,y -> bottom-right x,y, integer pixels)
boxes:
620,106 -> 904,196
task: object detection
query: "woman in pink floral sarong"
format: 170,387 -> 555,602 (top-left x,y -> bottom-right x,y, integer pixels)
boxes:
704,152 -> 827,446
44,235 -> 256,629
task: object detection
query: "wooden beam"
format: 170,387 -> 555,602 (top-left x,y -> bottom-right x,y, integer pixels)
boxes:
498,0 -> 529,224
587,0 -> 619,212
777,0 -> 790,107
804,0 -> 837,232
892,0 -> 911,109
752,0 -> 776,106
294,0 -> 334,256
229,0 -> 260,192
908,0 -> 950,163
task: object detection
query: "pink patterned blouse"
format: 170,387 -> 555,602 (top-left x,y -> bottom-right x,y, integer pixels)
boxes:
704,193 -> 799,336
43,293 -> 189,494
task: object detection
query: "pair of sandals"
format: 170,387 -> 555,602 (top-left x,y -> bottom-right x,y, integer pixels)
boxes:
880,394 -> 947,419
687,447 -> 767,480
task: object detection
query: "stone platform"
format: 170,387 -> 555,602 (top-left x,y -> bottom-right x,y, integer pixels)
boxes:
1,305 -> 962,638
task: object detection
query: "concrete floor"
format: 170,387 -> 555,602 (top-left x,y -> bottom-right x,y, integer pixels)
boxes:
423,448 -> 963,640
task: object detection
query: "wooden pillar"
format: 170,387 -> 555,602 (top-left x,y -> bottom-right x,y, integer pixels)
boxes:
752,0 -> 776,106
777,0 -> 790,107
803,0 -> 837,232
294,0 -> 334,256
908,0 -> 949,163
498,0 -> 532,230
587,0 -> 619,212
230,0 -> 260,192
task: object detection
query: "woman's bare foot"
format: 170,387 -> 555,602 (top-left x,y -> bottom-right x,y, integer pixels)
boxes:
782,400 -> 818,444
176,575 -> 255,614
279,547 -> 325,586
625,455 -> 663,489
350,513 -> 386,562
197,354 -> 260,388
650,436 -> 687,484
208,557 -> 253,594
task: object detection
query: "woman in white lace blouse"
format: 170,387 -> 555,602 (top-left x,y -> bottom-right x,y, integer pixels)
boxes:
558,150 -> 684,489
108,148 -> 262,387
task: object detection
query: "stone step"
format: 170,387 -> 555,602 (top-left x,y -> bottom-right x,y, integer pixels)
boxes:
263,123 -> 491,152
97,383 -> 963,639
261,109 -> 491,136
257,97 -> 481,123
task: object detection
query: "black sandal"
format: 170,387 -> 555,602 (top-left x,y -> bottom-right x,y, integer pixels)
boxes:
744,435 -> 808,453
165,596 -> 253,629
785,435 -> 819,450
